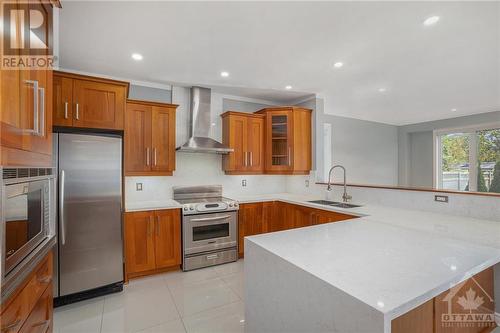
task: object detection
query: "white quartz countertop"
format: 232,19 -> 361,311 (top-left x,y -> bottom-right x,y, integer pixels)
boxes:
240,193 -> 500,321
125,199 -> 181,212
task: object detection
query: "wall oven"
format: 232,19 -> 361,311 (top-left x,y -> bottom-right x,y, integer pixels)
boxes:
2,168 -> 52,277
183,211 -> 238,255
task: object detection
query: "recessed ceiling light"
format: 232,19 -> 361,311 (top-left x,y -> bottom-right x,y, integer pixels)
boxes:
285,85 -> 292,90
451,108 -> 457,112
220,71 -> 229,77
333,62 -> 344,68
423,16 -> 440,26
131,53 -> 143,61
378,88 -> 387,93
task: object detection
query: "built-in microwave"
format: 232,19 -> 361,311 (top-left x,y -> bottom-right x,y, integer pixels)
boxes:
2,168 -> 52,276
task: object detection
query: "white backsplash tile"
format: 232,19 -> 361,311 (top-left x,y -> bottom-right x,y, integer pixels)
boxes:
125,153 -> 287,206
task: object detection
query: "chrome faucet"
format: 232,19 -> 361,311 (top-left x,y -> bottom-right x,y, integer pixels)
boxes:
327,165 -> 352,203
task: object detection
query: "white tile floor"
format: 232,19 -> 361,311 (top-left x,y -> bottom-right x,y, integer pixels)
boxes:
54,260 -> 245,333
53,259 -> 500,333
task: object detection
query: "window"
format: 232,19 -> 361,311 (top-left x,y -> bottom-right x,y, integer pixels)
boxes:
435,124 -> 500,193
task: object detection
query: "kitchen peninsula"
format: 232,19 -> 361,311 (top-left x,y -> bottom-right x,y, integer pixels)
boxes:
242,194 -> 500,333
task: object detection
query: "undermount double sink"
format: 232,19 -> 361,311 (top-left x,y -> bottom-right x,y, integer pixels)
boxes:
307,200 -> 361,209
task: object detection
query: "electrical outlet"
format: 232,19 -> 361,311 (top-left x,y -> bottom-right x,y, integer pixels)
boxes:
305,180 -> 310,187
136,183 -> 143,191
434,195 -> 448,203
242,179 -> 247,187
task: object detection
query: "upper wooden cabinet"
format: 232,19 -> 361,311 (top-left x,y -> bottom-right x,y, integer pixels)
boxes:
125,100 -> 177,176
52,71 -> 129,130
0,1 -> 53,167
221,107 -> 312,175
124,209 -> 181,279
256,107 -> 312,174
221,112 -> 265,174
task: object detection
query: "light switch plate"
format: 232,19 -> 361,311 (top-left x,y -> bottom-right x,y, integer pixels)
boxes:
136,183 -> 143,191
434,195 -> 448,203
242,179 -> 247,187
305,180 -> 310,187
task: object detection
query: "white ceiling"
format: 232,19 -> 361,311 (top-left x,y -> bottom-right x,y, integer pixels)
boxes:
58,1 -> 499,125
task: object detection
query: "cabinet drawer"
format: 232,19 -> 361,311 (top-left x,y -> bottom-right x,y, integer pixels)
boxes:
1,253 -> 53,333
19,287 -> 52,333
0,291 -> 29,333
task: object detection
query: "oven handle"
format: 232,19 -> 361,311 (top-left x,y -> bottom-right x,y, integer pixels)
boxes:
59,169 -> 66,245
190,215 -> 232,222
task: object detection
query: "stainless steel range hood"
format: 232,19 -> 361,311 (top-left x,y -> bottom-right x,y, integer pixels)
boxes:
177,86 -> 233,154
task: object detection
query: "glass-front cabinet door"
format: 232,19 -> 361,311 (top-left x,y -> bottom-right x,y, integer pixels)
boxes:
267,110 -> 293,172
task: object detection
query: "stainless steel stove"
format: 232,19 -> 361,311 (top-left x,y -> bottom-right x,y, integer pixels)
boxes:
173,185 -> 239,271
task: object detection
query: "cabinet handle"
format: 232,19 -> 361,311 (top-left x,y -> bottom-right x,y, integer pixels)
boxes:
146,148 -> 150,166
206,254 -> 219,260
64,102 -> 69,119
37,276 -> 52,284
75,103 -> 80,120
29,320 -> 50,332
156,216 -> 160,236
153,148 -> 157,166
244,152 -> 248,167
288,147 -> 291,166
25,80 -> 39,135
1,319 -> 21,332
148,216 -> 153,237
249,151 -> 253,167
37,87 -> 45,137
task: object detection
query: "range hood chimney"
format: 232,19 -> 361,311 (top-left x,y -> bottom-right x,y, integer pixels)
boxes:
177,86 -> 233,154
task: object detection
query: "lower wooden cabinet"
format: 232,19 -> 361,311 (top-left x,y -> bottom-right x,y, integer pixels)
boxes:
1,252 -> 53,333
392,267 -> 496,333
238,201 -> 357,256
124,209 -> 181,279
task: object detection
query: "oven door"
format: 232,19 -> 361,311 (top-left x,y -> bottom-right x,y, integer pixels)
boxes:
4,179 -> 49,274
183,211 -> 237,255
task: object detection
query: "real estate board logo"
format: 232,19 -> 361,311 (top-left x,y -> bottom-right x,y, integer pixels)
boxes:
1,0 -> 54,70
440,276 -> 496,329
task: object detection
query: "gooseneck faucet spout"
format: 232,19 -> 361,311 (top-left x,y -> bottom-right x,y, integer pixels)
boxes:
327,165 -> 352,203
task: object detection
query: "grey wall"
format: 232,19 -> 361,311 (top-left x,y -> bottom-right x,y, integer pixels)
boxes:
409,131 -> 434,188
314,98 -> 399,185
129,85 -> 172,104
223,99 -> 272,113
398,111 -> 500,187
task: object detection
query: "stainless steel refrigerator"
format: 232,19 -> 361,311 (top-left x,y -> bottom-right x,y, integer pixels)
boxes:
53,132 -> 123,304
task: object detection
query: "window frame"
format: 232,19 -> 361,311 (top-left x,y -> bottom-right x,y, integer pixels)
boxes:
433,122 -> 500,191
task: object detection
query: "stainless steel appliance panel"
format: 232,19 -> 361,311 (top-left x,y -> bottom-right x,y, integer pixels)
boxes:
58,133 -> 123,296
3,178 -> 50,275
184,248 -> 237,271
183,211 -> 237,255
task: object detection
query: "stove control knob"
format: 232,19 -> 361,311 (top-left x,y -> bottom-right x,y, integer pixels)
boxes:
183,206 -> 188,211
189,206 -> 194,210
235,202 -> 239,207
229,203 -> 234,207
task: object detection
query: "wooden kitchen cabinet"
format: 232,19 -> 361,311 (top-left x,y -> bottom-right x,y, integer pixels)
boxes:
1,252 -> 53,333
391,267 -> 496,333
154,209 -> 182,269
238,202 -> 268,256
0,1 -> 54,167
124,209 -> 181,279
238,201 -> 356,256
221,111 -> 265,174
52,71 -> 129,130
256,107 -> 312,175
125,100 -> 177,176
124,211 -> 156,274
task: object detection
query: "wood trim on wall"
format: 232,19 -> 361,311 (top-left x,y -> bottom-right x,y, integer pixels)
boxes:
316,182 -> 500,198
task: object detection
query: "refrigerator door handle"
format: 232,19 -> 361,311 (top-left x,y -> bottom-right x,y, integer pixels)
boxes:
59,169 -> 66,245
